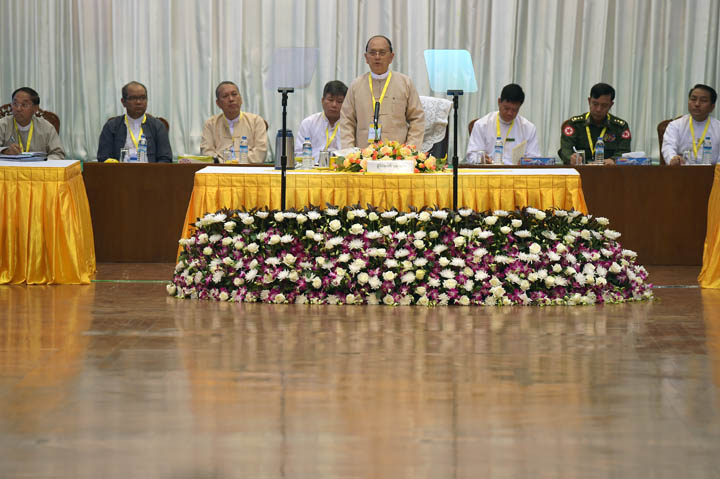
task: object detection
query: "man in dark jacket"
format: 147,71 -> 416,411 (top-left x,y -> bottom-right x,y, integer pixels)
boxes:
97,81 -> 172,162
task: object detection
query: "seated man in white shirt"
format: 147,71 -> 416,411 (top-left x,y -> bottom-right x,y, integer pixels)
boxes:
465,83 -> 540,164
662,84 -> 718,165
0,87 -> 65,160
294,80 -> 347,163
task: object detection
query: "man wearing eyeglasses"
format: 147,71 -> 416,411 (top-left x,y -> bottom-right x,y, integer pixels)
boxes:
0,87 -> 65,160
339,35 -> 425,148
97,81 -> 173,162
200,81 -> 268,163
558,83 -> 631,165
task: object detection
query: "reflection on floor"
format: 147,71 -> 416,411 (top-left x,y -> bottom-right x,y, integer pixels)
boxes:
0,264 -> 719,478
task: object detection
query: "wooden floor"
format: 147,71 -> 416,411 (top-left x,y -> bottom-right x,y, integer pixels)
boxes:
1,264 -> 720,478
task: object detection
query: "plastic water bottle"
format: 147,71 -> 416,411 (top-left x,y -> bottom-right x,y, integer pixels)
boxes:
239,136 -> 249,163
702,136 -> 713,164
137,135 -> 148,163
493,136 -> 503,164
302,137 -> 313,169
594,136 -> 604,164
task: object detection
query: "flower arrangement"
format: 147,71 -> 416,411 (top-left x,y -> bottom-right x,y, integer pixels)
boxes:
169,205 -> 653,306
334,140 -> 447,173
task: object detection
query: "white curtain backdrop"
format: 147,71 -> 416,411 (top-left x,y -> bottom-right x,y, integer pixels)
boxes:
2,0 -> 718,162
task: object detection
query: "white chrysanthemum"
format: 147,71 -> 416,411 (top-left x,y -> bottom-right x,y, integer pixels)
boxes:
256,211 -> 269,219
241,216 -> 254,225
604,229 -> 621,240
366,231 -> 382,240
450,258 -> 466,267
384,259 -> 399,269
268,234 -> 281,245
395,231 -> 408,241
499,226 -> 512,235
443,278 -> 458,289
489,276 -> 502,287
245,269 -> 258,282
548,251 -> 561,262
307,211 -> 321,220
493,210 -> 509,217
459,208 -> 473,217
433,244 -> 448,254
440,269 -> 455,279
431,210 -> 449,220
273,212 -> 285,222
438,257 -> 450,267
428,277 -> 441,287
280,234 -> 293,244
414,257 -> 428,267
337,253 -> 351,263
475,270 -> 489,281
580,229 -> 592,240
381,210 -> 398,219
313,233 -> 323,242
596,216 -> 610,226
401,271 -> 416,284
473,247 -> 488,259
349,239 -> 364,250
622,249 -> 638,259
325,208 -> 339,216
609,262 -> 622,273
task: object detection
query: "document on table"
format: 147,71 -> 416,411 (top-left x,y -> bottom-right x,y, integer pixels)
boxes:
511,140 -> 527,165
0,152 -> 47,161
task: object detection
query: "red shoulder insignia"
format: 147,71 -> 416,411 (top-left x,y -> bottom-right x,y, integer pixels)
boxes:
621,129 -> 631,139
563,125 -> 575,137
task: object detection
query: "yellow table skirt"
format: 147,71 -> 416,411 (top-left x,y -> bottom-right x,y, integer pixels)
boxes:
0,161 -> 96,284
699,165 -> 720,288
179,169 -> 588,247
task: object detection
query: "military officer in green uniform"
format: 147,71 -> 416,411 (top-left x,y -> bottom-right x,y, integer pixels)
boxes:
558,83 -> 632,165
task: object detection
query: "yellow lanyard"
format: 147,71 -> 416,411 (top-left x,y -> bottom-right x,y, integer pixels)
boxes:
368,71 -> 393,113
125,114 -> 146,150
13,118 -> 34,153
325,120 -> 339,150
495,114 -> 515,145
585,113 -> 608,156
689,117 -> 710,158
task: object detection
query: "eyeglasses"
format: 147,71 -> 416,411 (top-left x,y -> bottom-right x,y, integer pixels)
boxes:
12,101 -> 35,109
125,95 -> 147,102
366,50 -> 390,57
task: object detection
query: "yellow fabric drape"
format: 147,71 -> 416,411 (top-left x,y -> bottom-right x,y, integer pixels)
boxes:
179,170 -> 587,253
699,165 -> 720,288
0,161 -> 96,284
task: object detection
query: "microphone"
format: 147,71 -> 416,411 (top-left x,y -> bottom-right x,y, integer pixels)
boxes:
373,101 -> 380,139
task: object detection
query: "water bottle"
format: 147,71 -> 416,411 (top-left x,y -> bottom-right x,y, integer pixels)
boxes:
239,136 -> 249,163
594,136 -> 604,164
137,135 -> 148,163
302,137 -> 313,169
702,136 -> 713,164
493,136 -> 503,164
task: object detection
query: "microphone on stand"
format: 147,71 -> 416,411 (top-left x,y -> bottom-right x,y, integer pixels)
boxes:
373,101 -> 380,141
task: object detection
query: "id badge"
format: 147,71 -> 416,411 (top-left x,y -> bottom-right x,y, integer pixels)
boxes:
368,124 -> 382,142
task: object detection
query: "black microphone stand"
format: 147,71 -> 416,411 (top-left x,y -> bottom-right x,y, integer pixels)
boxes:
278,87 -> 294,211
447,90 -> 463,211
